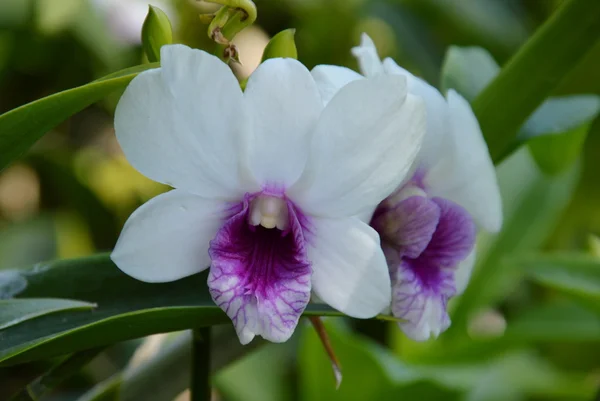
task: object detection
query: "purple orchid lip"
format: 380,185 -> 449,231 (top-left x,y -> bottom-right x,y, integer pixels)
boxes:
207,193 -> 312,344
372,183 -> 476,340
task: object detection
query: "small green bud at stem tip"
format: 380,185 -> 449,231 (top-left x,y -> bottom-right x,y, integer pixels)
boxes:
141,5 -> 173,63
261,28 -> 298,61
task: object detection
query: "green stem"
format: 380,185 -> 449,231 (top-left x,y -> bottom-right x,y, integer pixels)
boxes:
10,348 -> 104,401
472,0 -> 600,163
190,328 -> 211,401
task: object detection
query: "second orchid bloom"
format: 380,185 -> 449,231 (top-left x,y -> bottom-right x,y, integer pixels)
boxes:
313,34 -> 503,340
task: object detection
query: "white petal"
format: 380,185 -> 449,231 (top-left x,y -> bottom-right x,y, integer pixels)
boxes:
244,58 -> 323,188
311,64 -> 363,105
309,217 -> 391,318
115,44 -> 255,201
289,76 -> 426,217
454,248 -> 476,295
111,189 -> 227,282
351,33 -> 384,77
425,90 -> 503,232
382,58 -> 449,170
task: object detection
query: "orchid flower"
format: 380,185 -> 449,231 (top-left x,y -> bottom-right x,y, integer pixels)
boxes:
111,45 -> 426,344
312,34 -> 502,341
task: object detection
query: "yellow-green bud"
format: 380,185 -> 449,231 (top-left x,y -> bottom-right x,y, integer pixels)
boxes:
261,29 -> 298,61
141,6 -> 173,63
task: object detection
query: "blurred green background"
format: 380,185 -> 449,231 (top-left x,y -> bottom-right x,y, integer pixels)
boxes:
0,0 -> 599,400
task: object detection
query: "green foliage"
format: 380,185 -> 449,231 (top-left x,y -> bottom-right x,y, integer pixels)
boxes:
0,255 -> 354,367
441,46 -> 600,172
516,253 -> 600,312
471,0 -> 600,162
0,63 -> 158,172
449,149 -> 580,334
0,298 -> 95,330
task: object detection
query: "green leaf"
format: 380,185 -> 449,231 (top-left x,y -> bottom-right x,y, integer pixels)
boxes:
261,29 -> 298,61
449,150 -> 579,334
142,6 -> 173,63
0,270 -> 27,299
524,96 -> 600,175
299,322 -> 459,401
0,255 -> 360,366
0,63 -> 158,172
77,328 -> 267,401
516,253 -> 600,311
504,301 -> 600,342
441,46 -> 598,173
471,0 -> 600,162
440,46 -> 500,102
9,347 -> 104,401
0,298 -> 96,330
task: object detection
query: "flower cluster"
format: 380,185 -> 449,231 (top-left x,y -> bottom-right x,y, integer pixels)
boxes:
112,33 -> 501,343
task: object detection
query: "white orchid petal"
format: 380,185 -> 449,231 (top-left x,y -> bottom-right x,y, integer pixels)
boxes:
426,90 -> 503,232
351,33 -> 385,77
244,58 -> 323,188
454,248 -> 476,295
382,58 -> 449,170
111,189 -> 227,283
289,76 -> 426,218
114,44 -> 255,200
309,217 -> 391,318
311,64 -> 363,105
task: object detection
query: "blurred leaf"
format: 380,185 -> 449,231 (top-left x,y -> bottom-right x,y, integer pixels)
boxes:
69,0 -> 133,70
0,63 -> 158,171
450,150 -> 579,334
0,255 -> 361,366
0,298 -> 95,330
589,234 -> 600,257
471,0 -> 600,162
516,253 -> 600,312
261,29 -> 298,61
0,270 -> 27,299
299,321 -> 460,401
442,45 -> 600,172
524,95 -> 600,174
215,342 -> 294,401
300,321 -> 591,400
8,347 -> 103,401
463,352 -> 593,401
29,154 -> 119,251
440,46 -> 499,101
36,0 -> 83,35
0,0 -> 33,27
142,6 -> 173,63
78,329 -> 268,401
504,301 -> 600,342
0,217 -> 56,270
520,95 -> 600,140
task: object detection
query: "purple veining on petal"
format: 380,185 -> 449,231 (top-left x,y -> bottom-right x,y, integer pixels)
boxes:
207,193 -> 312,344
372,195 -> 441,259
376,193 -> 476,340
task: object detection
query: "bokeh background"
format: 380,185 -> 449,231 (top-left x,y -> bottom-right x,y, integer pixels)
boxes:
0,0 -> 599,400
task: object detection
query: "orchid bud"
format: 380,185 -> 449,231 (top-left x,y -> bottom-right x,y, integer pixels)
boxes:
141,5 -> 173,63
261,29 -> 298,61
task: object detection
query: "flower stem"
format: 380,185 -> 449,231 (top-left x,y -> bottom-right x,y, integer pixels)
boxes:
190,328 -> 211,401
309,317 -> 342,389
472,0 -> 600,163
